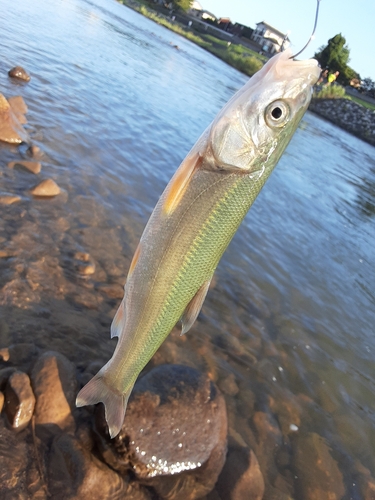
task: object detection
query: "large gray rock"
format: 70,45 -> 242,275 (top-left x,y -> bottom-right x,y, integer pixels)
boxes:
96,364 -> 228,500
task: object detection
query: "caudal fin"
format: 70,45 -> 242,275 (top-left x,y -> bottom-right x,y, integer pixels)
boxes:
76,373 -> 133,438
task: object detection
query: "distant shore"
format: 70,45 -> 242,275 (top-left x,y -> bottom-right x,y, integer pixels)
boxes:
116,0 -> 265,77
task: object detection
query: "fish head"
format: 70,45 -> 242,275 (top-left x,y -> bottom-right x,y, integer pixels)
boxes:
209,49 -> 320,174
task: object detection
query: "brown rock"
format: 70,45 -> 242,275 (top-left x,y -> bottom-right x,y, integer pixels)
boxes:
0,93 -> 28,143
354,460 -> 375,500
96,364 -> 228,500
292,432 -> 345,500
27,144 -> 42,158
31,178 -> 61,197
8,66 -> 30,82
0,391 -> 4,413
96,283 -> 124,299
218,372 -> 239,396
0,192 -> 21,205
48,433 -> 142,500
30,351 -> 77,436
5,371 -> 36,430
216,446 -> 264,500
77,262 -> 96,275
8,160 -> 41,174
31,180 -> 60,199
7,95 -> 28,114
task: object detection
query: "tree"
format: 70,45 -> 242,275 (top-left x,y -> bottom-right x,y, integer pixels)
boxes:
172,0 -> 192,12
314,34 -> 359,85
360,78 -> 375,98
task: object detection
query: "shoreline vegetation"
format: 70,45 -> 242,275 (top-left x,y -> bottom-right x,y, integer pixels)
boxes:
118,0 -> 375,112
117,0 -> 266,77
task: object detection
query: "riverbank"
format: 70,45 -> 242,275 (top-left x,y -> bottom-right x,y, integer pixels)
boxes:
117,0 -> 265,77
309,97 -> 375,147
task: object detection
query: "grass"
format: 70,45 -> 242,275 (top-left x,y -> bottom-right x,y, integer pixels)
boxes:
120,0 -> 265,77
347,95 -> 375,111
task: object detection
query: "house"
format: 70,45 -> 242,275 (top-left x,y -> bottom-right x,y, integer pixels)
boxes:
251,22 -> 290,54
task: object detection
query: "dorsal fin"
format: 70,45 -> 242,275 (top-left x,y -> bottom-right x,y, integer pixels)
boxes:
180,278 -> 212,335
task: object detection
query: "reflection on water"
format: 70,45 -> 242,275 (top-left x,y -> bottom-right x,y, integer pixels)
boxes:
1,0 -> 375,496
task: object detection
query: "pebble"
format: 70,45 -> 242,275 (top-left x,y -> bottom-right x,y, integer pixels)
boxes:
77,262 -> 96,275
218,372 -> 239,396
30,351 -> 77,436
27,144 -> 42,158
8,66 -> 31,82
215,445 -> 265,500
31,178 -> 61,197
0,193 -> 21,205
4,371 -> 36,430
8,160 -> 42,174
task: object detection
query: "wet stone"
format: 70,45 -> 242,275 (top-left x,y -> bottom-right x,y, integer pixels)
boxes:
8,160 -> 42,174
0,192 -> 21,205
7,95 -> 28,115
96,364 -> 228,500
30,351 -> 77,436
8,65 -> 31,81
31,178 -> 61,197
48,433 -> 135,500
292,432 -> 345,500
0,391 -> 4,413
0,342 -> 40,367
218,372 -> 239,396
5,371 -> 36,430
77,262 -> 96,275
0,367 -> 17,391
215,445 -> 265,500
0,418 -> 29,496
27,144 -> 42,158
0,93 -> 28,144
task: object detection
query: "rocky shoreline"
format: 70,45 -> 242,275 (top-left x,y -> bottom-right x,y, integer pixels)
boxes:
309,97 -> 375,147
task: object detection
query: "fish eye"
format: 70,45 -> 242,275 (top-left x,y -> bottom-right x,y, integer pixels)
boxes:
265,100 -> 290,128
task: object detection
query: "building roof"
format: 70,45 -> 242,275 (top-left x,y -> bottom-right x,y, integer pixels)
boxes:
256,21 -> 289,40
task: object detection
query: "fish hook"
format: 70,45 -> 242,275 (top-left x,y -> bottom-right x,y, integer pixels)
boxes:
281,0 -> 321,59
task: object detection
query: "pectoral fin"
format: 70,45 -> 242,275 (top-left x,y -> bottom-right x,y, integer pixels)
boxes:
180,278 -> 212,335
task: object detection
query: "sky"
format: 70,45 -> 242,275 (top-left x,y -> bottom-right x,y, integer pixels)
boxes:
198,0 -> 375,81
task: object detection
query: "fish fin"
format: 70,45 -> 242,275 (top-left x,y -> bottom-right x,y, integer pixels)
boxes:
180,278 -> 212,336
111,297 -> 126,338
76,372 -> 133,438
162,152 -> 202,215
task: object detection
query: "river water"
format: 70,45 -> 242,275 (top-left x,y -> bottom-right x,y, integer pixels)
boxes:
1,0 -> 375,497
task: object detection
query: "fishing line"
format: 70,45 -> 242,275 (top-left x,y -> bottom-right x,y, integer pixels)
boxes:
281,0 -> 321,59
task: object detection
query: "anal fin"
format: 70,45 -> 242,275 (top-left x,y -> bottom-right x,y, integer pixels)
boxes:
180,278 -> 212,336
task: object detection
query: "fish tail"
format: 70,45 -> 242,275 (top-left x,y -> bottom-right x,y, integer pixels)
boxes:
76,372 -> 132,438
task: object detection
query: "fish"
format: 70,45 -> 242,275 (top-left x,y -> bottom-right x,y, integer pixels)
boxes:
76,48 -> 320,438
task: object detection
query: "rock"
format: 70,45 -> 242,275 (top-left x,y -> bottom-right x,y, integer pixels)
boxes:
0,391 -> 4,413
48,433 -> 142,500
27,144 -> 42,158
96,283 -> 124,299
96,364 -> 228,500
216,445 -> 264,500
0,342 -> 40,366
0,192 -> 21,205
7,95 -> 28,124
0,367 -> 17,390
292,432 -> 345,500
0,93 -> 28,143
8,160 -> 42,174
31,179 -> 61,197
8,66 -> 31,82
4,371 -> 36,430
30,351 -> 77,437
252,411 -> 283,485
218,372 -> 239,396
354,460 -> 375,500
77,262 -> 96,275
